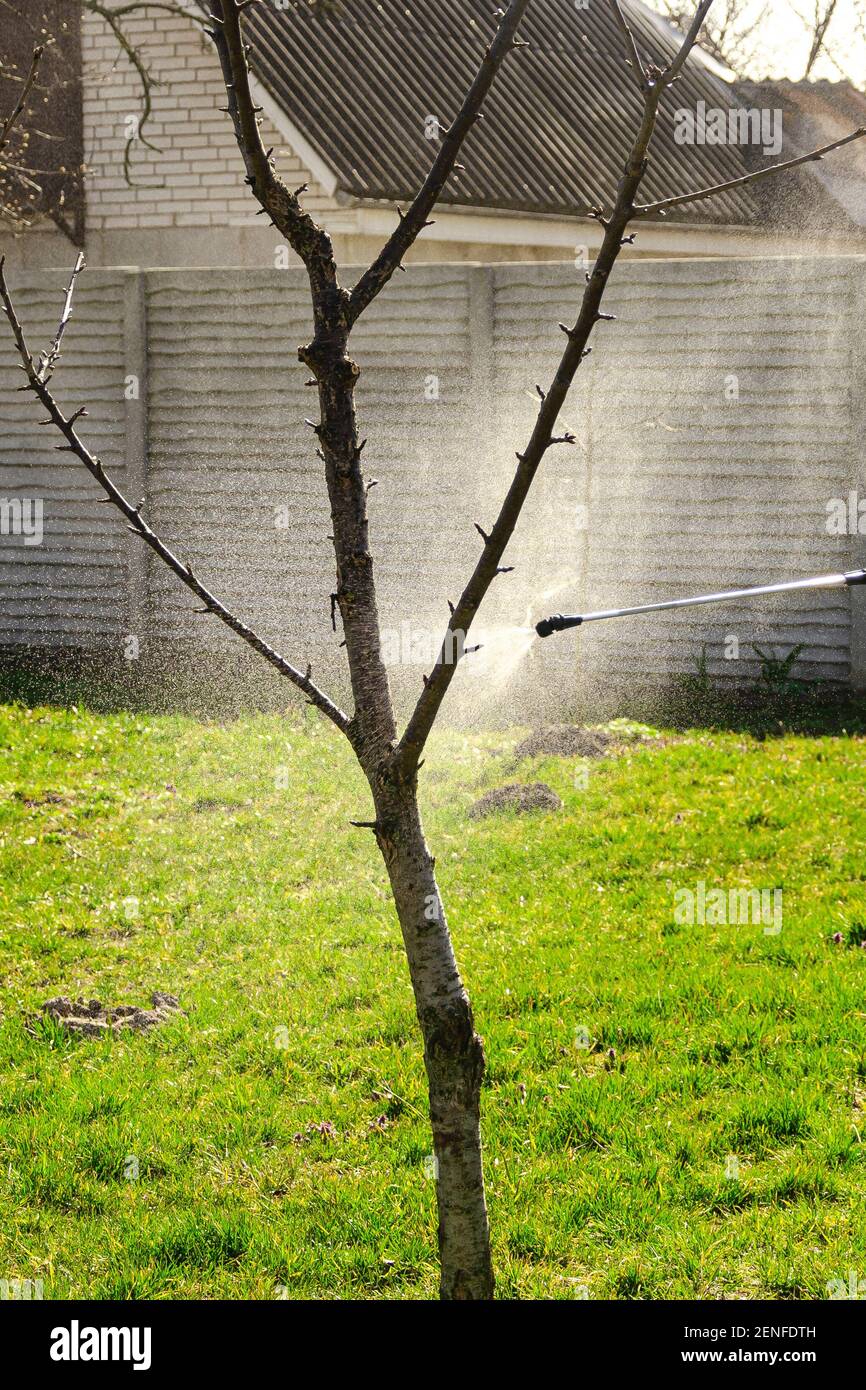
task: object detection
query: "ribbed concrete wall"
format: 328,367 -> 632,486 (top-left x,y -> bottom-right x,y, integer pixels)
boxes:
0,271 -> 130,645
491,258 -> 863,692
1,258 -> 863,700
592,258 -> 858,686
142,266 -> 475,661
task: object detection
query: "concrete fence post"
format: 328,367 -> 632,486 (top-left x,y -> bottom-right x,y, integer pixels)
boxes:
122,269 -> 149,646
849,259 -> 866,690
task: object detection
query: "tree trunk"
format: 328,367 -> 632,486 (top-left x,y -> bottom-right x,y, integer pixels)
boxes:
305,317 -> 493,1299
372,780 -> 494,1300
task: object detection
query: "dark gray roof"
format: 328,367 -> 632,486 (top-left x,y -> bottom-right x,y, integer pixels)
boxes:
235,0 -> 764,225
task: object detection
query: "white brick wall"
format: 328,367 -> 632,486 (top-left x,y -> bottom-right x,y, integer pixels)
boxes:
82,5 -> 335,237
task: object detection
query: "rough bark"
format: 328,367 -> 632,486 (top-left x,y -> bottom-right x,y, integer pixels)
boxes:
291,142 -> 491,1301
371,779 -> 492,1301
309,312 -> 492,1296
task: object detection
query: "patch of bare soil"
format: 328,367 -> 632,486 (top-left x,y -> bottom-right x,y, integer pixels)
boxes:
515,727 -> 616,760
13,790 -> 68,808
469,782 -> 563,819
37,991 -> 185,1038
192,796 -> 246,812
513,724 -> 664,762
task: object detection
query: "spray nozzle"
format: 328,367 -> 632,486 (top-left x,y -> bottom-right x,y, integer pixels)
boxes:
535,613 -> 583,638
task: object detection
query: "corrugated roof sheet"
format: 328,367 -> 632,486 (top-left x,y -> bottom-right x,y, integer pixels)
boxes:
224,0 -> 765,225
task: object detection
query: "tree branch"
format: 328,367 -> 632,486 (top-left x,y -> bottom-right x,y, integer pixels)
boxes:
0,42 -> 42,156
634,124 -> 866,218
36,252 -> 85,383
661,0 -> 715,80
395,1 -> 723,777
205,0 -> 342,316
82,4 -> 226,185
804,0 -> 839,79
607,0 -> 648,91
86,3 -> 164,182
346,0 -> 533,325
396,4 -> 861,772
0,256 -> 354,742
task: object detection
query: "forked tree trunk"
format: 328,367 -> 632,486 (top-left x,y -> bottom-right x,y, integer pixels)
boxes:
305,279 -> 494,1298
372,779 -> 493,1300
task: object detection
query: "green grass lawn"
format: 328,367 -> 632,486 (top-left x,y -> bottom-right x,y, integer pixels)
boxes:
0,699 -> 864,1300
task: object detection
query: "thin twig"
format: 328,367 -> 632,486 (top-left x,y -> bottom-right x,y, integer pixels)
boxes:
661,0 -> 715,81
36,252 -> 85,382
634,125 -> 866,218
607,0 -> 647,90
87,3 -> 163,181
0,44 -> 43,155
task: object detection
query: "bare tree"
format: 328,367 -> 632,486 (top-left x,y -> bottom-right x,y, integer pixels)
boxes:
657,0 -> 866,81
0,1 -> 79,238
2,0 -> 864,1299
0,0 -> 213,234
653,0 -> 772,73
789,0 -> 866,80
803,0 -> 841,77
